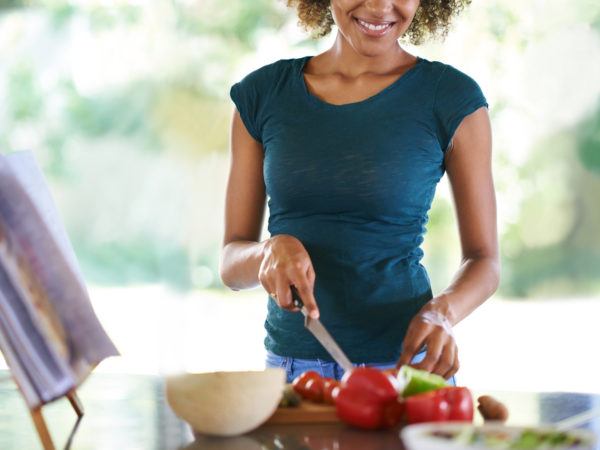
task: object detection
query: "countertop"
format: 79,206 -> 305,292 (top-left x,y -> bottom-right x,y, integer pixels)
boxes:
2,370 -> 599,450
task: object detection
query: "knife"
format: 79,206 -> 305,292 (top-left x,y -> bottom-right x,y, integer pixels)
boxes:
290,286 -> 354,373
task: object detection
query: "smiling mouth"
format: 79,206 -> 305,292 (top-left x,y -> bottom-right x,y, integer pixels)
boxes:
354,18 -> 395,36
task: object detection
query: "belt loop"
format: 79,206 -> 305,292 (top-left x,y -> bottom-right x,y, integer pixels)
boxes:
285,357 -> 294,383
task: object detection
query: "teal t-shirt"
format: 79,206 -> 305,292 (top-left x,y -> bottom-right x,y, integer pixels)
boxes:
230,56 -> 487,363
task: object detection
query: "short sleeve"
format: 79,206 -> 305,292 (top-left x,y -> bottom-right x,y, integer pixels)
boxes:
433,65 -> 488,152
230,78 -> 263,144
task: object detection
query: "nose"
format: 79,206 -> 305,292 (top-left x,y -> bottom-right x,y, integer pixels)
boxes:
364,0 -> 394,16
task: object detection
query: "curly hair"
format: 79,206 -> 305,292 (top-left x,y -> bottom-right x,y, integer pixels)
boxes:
285,0 -> 472,45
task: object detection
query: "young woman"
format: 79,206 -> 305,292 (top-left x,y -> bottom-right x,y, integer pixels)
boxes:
220,0 -> 500,383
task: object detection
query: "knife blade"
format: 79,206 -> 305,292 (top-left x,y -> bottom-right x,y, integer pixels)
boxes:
290,286 -> 354,373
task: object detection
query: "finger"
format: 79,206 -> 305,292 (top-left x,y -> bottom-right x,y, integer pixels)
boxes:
397,327 -> 429,369
260,276 -> 276,302
411,334 -> 444,373
290,274 -> 319,319
442,343 -> 459,380
431,341 -> 455,378
306,263 -> 316,283
442,353 -> 460,380
397,316 -> 435,368
275,274 -> 293,310
258,270 -> 273,299
263,284 -> 279,304
281,257 -> 318,318
397,345 -> 417,370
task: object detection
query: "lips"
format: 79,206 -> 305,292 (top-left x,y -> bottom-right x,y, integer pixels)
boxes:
354,17 -> 395,37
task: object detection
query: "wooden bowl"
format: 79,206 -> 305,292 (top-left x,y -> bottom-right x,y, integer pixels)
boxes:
165,368 -> 285,437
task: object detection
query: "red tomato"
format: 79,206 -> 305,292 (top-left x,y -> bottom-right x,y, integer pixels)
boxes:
292,370 -> 321,392
322,377 -> 341,404
341,367 -> 398,403
292,370 -> 323,401
303,377 -> 325,402
381,399 -> 405,428
335,387 -> 384,430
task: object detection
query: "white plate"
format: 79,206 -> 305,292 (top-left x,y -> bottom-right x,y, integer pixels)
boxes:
401,422 -> 598,450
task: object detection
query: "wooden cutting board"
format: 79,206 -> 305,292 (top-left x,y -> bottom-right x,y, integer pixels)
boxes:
266,400 -> 340,424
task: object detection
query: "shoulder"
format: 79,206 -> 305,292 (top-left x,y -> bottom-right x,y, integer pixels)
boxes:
232,57 -> 308,90
418,59 -> 483,95
418,59 -> 487,115
417,60 -> 488,150
229,57 -> 309,142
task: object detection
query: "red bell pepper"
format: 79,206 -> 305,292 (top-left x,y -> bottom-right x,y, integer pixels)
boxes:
334,367 -> 404,430
335,387 -> 385,429
404,386 -> 474,424
341,367 -> 398,403
381,398 -> 405,428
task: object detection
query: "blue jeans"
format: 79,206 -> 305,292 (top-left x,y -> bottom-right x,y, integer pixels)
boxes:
266,349 -> 456,385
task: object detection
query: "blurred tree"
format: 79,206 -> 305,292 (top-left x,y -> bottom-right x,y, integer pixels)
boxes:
0,0 -> 24,9
1,0 -> 599,297
501,117 -> 600,296
0,0 -> 291,288
577,103 -> 600,175
427,0 -> 600,298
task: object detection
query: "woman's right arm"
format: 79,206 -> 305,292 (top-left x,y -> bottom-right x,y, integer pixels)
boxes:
219,109 -> 268,290
219,110 -> 320,318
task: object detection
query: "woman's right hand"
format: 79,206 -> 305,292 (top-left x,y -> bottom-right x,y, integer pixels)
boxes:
259,234 -> 320,319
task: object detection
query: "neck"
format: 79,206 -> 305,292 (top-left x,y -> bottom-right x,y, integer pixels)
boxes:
324,31 -> 411,77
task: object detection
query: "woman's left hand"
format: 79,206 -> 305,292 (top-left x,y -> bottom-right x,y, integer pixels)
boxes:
396,302 -> 459,380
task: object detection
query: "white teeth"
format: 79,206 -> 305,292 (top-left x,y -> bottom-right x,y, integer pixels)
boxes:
358,19 -> 390,31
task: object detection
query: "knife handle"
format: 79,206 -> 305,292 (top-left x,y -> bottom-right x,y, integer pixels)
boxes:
290,286 -> 304,310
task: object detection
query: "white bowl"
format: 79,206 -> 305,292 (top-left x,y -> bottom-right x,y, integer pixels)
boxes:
165,368 -> 285,437
401,422 -> 598,450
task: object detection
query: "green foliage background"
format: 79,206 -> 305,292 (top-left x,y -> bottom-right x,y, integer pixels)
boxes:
1,0 -> 599,297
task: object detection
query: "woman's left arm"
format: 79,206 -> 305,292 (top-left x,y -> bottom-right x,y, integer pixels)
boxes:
397,106 -> 500,378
